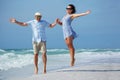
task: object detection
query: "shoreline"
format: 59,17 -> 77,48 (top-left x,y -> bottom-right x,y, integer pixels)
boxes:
8,63 -> 120,80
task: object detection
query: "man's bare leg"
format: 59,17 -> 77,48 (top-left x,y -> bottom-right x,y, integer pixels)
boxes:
34,53 -> 38,74
42,52 -> 47,74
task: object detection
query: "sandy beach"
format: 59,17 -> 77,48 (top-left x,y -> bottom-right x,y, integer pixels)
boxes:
10,64 -> 120,80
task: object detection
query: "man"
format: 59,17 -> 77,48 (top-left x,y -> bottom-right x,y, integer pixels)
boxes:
10,12 -> 56,74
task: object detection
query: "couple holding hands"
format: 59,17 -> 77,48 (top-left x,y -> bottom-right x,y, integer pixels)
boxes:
10,4 -> 91,74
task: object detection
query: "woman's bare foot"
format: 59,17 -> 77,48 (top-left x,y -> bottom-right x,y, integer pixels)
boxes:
71,58 -> 75,66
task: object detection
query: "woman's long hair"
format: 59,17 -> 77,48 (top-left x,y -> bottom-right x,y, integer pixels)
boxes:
68,4 -> 76,14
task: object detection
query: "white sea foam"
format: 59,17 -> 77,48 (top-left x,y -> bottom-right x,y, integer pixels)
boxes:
25,49 -> 34,52
47,49 -> 68,53
0,49 -> 6,53
0,52 -> 34,71
0,49 -> 120,71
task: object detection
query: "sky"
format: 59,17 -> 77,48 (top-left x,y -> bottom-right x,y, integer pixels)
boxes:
0,0 -> 120,49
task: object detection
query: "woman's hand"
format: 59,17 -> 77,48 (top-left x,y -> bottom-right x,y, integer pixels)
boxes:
56,18 -> 60,23
85,10 -> 91,15
56,18 -> 62,25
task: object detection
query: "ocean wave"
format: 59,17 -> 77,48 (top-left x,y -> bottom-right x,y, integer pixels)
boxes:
49,51 -> 120,58
0,52 -> 34,71
76,49 -> 120,52
0,49 -> 6,53
47,49 -> 68,52
25,49 -> 33,52
0,49 -> 120,71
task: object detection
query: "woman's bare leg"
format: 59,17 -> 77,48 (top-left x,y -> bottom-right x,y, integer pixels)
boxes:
65,37 -> 75,66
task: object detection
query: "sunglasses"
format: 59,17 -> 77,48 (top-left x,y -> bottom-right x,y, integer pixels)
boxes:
66,8 -> 73,10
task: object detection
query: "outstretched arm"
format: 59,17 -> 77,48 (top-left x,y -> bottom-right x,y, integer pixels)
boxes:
71,10 -> 91,19
10,18 -> 28,27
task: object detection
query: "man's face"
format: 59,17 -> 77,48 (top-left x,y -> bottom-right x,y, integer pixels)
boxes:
35,16 -> 41,21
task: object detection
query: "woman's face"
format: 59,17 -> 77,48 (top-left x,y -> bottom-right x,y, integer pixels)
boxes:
66,6 -> 73,14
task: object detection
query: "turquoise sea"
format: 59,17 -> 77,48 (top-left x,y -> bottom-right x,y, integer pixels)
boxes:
0,49 -> 120,80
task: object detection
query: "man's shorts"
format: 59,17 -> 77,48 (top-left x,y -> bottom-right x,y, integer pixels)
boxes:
33,41 -> 46,54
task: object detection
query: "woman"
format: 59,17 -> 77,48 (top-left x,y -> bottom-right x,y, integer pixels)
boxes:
56,4 -> 91,66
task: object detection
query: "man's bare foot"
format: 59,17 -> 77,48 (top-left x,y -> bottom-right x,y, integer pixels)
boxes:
71,58 -> 75,66
43,69 -> 46,74
34,67 -> 38,74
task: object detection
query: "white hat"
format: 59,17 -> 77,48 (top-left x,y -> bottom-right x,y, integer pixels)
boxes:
35,12 -> 42,16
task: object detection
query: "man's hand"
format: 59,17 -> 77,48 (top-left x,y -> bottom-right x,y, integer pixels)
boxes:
10,18 -> 16,23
